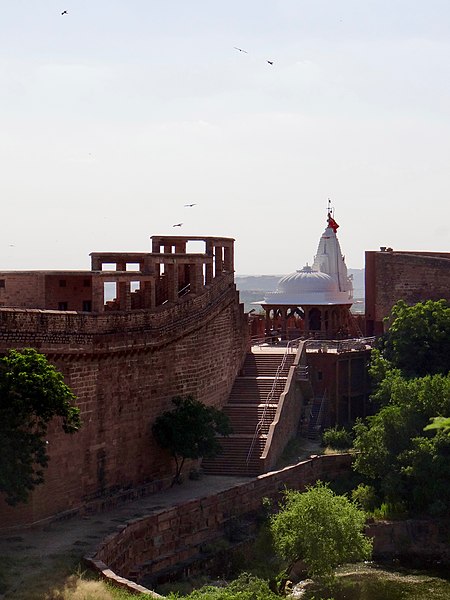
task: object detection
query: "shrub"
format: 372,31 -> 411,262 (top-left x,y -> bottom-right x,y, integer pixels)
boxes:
322,426 -> 353,450
351,484 -> 378,513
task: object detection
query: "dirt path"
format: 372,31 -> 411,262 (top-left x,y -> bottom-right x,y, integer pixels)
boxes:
0,441 -> 322,599
0,475 -> 251,599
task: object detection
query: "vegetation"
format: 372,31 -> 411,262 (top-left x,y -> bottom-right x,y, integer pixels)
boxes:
270,482 -> 372,582
165,573 -> 280,600
152,395 -> 232,485
352,300 -> 450,516
379,299 -> 450,377
0,348 -> 81,505
322,426 -> 353,450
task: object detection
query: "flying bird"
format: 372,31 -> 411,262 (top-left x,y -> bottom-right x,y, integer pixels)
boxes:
61,10 -> 68,15
267,60 -> 274,65
173,223 -> 183,227
184,203 -> 196,207
234,47 -> 248,53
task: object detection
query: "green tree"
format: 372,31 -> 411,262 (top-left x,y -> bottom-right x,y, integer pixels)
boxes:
380,299 -> 450,377
353,372 -> 450,514
0,348 -> 81,505
424,416 -> 450,433
152,395 -> 232,485
270,482 -> 372,582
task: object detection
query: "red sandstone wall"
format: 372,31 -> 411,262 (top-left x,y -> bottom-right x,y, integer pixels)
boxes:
88,454 -> 352,584
307,351 -> 369,426
365,251 -> 450,335
44,274 -> 93,311
0,272 -> 46,308
0,282 -> 248,528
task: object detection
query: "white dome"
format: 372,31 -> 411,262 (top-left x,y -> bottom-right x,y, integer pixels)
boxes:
261,265 -> 352,306
277,266 -> 338,295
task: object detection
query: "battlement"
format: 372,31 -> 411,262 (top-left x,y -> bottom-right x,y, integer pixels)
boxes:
0,235 -> 235,314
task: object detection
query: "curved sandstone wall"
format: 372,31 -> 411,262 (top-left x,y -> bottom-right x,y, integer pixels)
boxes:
0,279 -> 248,528
87,454 -> 352,587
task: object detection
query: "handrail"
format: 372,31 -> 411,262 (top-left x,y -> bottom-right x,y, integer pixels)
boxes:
315,390 -> 327,432
178,283 -> 191,297
245,338 -> 302,467
304,337 -> 376,352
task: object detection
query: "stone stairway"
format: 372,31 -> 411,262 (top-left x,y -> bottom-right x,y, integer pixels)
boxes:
306,394 -> 327,439
202,351 -> 295,476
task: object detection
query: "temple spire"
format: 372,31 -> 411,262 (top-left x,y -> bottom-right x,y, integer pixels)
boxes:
327,198 -> 339,233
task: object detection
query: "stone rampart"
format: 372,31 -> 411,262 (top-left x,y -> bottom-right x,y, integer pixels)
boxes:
365,250 -> 450,335
0,277 -> 249,528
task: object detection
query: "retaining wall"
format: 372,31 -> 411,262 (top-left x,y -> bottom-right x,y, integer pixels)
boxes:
0,279 -> 249,528
87,454 -> 353,588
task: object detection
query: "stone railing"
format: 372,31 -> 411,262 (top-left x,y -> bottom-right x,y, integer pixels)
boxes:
260,342 -> 310,471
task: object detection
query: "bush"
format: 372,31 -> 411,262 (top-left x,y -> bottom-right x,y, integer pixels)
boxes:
351,484 -> 378,513
270,482 -> 372,582
165,573 -> 280,599
322,426 -> 353,450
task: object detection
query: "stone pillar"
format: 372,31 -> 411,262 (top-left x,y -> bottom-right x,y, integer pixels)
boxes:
264,306 -> 271,336
116,261 -> 127,271
214,245 -> 223,276
152,239 -> 160,253
280,306 -> 288,340
91,276 -> 105,312
164,245 -> 172,254
191,263 -> 204,293
224,244 -> 233,272
304,308 -> 310,336
320,308 -> 326,334
142,279 -> 155,309
117,281 -> 131,310
175,242 -> 186,254
167,264 -> 178,303
91,256 -> 102,271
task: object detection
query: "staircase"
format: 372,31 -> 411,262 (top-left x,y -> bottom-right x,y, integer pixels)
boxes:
202,351 -> 295,476
306,392 -> 327,440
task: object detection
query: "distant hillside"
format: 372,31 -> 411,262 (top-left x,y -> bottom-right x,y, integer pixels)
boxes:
235,269 -> 365,314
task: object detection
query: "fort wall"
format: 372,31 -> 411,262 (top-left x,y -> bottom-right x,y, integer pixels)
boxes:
365,250 -> 450,335
0,277 -> 249,528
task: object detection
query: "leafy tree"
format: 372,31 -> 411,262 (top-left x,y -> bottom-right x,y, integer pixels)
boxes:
270,482 -> 372,582
352,372 -> 450,514
0,348 -> 81,505
425,416 -> 450,433
152,395 -> 232,485
380,299 -> 450,377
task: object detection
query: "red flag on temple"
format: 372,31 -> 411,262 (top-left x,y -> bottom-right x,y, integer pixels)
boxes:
327,213 -> 339,233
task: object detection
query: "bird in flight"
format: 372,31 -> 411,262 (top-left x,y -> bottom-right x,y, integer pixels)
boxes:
267,60 -> 274,65
234,47 -> 248,53
173,223 -> 183,227
61,10 -> 68,15
184,203 -> 196,207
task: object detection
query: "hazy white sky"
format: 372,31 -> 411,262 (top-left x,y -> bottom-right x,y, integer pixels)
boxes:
1,1 -> 449,273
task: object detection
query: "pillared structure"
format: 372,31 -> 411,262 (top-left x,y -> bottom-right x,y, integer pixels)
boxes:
257,210 -> 358,340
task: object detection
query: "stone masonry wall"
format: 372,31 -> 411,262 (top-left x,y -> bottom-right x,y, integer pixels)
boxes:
88,454 -> 352,586
365,251 -> 450,335
0,281 -> 248,528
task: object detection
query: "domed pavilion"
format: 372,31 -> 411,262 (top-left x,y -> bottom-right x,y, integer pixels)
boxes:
257,211 -> 357,340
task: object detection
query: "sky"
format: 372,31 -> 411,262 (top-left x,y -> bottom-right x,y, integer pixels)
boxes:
1,1 -> 449,274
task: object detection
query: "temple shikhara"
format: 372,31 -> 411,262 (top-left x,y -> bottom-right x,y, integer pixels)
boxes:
256,209 -> 359,340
